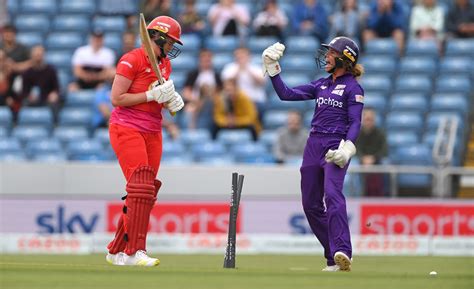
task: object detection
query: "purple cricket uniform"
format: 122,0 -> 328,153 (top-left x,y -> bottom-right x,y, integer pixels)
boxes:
270,72 -> 363,265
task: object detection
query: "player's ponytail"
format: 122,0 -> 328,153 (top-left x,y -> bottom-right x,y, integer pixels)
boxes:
351,64 -> 364,78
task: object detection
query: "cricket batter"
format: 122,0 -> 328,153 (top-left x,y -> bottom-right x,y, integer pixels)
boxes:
262,36 -> 364,271
105,16 -> 184,266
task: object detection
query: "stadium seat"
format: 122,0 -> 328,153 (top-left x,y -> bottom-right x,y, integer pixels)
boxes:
263,110 -> 288,130
170,53 -> 198,72
360,75 -> 392,94
65,90 -> 96,107
445,39 -> 474,56
191,142 -> 227,160
0,138 -> 23,154
240,153 -> 276,164
393,144 -> 432,188
0,152 -> 28,162
363,93 -> 388,113
93,16 -> 126,33
439,57 -> 472,75
178,34 -> 202,54
52,15 -> 91,32
230,143 -> 268,162
46,32 -> 84,50
53,126 -> 89,145
60,0 -> 96,14
104,33 -> 123,52
0,127 -> 8,138
0,107 -> 13,129
389,94 -> 429,114
16,32 -> 44,47
93,128 -> 110,146
426,112 -> 463,132
15,14 -> 50,33
258,130 -> 278,150
385,112 -> 424,133
360,56 -> 397,75
32,153 -> 68,163
97,0 -> 136,15
430,95 -> 469,117
216,130 -> 254,147
212,53 -> 234,72
161,153 -> 195,165
386,130 -> 419,150
12,125 -> 49,144
280,73 -> 312,88
197,155 -> 235,165
204,36 -> 239,53
58,107 -> 93,127
17,107 -> 54,129
46,50 -> 73,70
394,75 -> 432,94
281,56 -> 317,76
285,36 -> 319,55
26,139 -> 63,158
21,0 -> 57,15
179,129 -> 212,147
162,140 -> 186,156
248,36 -> 279,53
66,139 -> 104,160
266,93 -> 309,112
365,39 -> 398,56
405,40 -> 438,57
399,57 -> 437,76
435,76 -> 471,94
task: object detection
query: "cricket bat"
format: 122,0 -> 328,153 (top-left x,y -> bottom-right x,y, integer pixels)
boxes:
139,13 -> 175,116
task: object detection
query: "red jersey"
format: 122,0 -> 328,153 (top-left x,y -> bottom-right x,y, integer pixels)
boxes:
109,48 -> 172,132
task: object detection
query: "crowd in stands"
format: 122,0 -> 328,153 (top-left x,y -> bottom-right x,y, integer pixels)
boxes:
0,0 -> 473,195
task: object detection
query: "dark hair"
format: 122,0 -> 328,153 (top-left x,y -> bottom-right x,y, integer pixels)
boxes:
2,24 -> 17,33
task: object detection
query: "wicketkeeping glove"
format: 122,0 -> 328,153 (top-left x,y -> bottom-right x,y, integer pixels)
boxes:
146,80 -> 175,103
325,139 -> 356,168
262,42 -> 285,77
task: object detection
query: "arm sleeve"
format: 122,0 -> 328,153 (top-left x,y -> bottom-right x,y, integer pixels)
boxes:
116,53 -> 139,81
346,84 -> 364,143
270,74 -> 317,101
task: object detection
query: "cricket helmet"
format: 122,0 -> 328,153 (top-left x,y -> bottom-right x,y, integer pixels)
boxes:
147,16 -> 183,45
316,36 -> 359,71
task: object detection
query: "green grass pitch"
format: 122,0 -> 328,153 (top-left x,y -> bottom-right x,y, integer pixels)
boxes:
1,254 -> 472,289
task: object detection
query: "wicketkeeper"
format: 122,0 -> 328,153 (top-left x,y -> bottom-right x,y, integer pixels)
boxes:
106,16 -> 184,266
262,36 -> 365,272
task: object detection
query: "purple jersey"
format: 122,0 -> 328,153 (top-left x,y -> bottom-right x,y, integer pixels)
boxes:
270,73 -> 364,143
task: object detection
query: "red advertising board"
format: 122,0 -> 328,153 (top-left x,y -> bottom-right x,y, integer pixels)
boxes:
107,203 -> 238,234
360,204 -> 474,236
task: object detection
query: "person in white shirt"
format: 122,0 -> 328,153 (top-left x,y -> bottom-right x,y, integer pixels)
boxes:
221,47 -> 267,121
253,0 -> 288,41
69,30 -> 116,91
207,0 -> 250,38
409,0 -> 444,41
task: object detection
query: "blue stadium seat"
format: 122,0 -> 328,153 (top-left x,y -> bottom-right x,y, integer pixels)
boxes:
360,56 -> 397,75
439,57 -> 472,75
263,110 -> 288,130
93,128 -> 110,146
0,127 -> 8,138
216,130 -> 254,147
281,56 -> 317,76
360,75 -> 392,94
0,107 -> 13,129
11,126 -> 50,144
53,126 -> 89,145
435,76 -> 471,94
26,139 -> 63,158
393,144 -> 432,188
46,32 -> 84,50
390,94 -> 429,113
179,129 -> 212,147
365,39 -> 398,56
205,36 -> 239,52
212,53 -> 234,72
16,32 -> 44,47
60,0 -> 96,14
53,15 -> 91,32
104,33 -> 123,52
161,153 -> 195,165
178,34 -> 201,54
7,0 -> 18,14
385,112 -> 424,133
197,155 -> 235,165
230,143 -> 268,162
21,0 -> 57,15
386,130 -> 419,150
430,95 -> 469,117
405,40 -> 438,57
67,139 -> 104,160
93,16 -> 126,33
266,93 -> 309,112
258,130 -> 278,150
15,14 -> 50,33
65,90 -> 96,107
240,153 -> 276,164
395,75 -> 432,94
280,73 -> 312,88
426,112 -> 463,132
170,53 -> 198,72
162,140 -> 186,157
285,36 -> 319,55
0,152 -> 28,162
399,57 -> 437,76
46,50 -> 73,70
248,36 -> 279,53
445,39 -> 474,56
98,0 -> 136,15
171,72 -> 187,90
58,107 -> 93,127
363,93 -> 388,113
0,138 -> 23,154
191,142 -> 227,160
32,153 -> 68,163
17,107 -> 54,129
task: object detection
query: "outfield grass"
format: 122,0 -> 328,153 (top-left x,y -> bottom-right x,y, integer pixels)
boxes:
0,254 -> 472,289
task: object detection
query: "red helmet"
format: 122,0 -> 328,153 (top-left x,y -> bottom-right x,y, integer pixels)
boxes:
147,16 -> 183,45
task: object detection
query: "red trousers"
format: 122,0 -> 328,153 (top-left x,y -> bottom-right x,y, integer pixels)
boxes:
109,124 -> 163,180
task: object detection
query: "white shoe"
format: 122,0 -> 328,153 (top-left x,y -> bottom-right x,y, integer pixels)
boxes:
334,251 -> 352,272
123,250 -> 160,267
322,265 -> 340,272
106,252 -> 126,266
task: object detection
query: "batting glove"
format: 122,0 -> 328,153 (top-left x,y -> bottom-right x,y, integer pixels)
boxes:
146,80 -> 175,103
166,92 -> 184,113
325,140 -> 356,168
262,42 -> 285,77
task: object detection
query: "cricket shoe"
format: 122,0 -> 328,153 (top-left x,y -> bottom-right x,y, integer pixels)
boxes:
322,265 -> 340,272
106,252 -> 126,266
123,250 -> 160,267
334,251 -> 352,272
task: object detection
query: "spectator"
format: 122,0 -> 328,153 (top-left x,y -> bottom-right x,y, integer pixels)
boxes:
120,31 -> 137,57
445,0 -> 474,38
92,85 -> 113,129
273,110 -> 308,164
0,24 -> 31,74
69,30 -> 116,91
21,45 -> 61,117
140,0 -> 172,23
253,0 -> 289,41
292,0 -> 329,43
178,0 -> 206,36
212,78 -> 261,141
355,107 -> 388,196
329,0 -> 363,40
363,0 -> 405,54
207,0 -> 250,38
182,48 -> 222,130
0,48 -> 14,108
221,47 -> 266,121
409,0 -> 444,41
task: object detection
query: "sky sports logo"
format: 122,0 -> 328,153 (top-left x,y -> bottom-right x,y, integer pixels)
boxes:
316,96 -> 343,108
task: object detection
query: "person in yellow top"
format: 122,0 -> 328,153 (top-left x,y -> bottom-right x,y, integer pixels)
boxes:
212,77 -> 261,141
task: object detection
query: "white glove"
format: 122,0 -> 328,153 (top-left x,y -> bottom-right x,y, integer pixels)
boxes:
145,80 -> 175,103
262,42 -> 285,77
166,92 -> 184,113
325,140 -> 356,168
